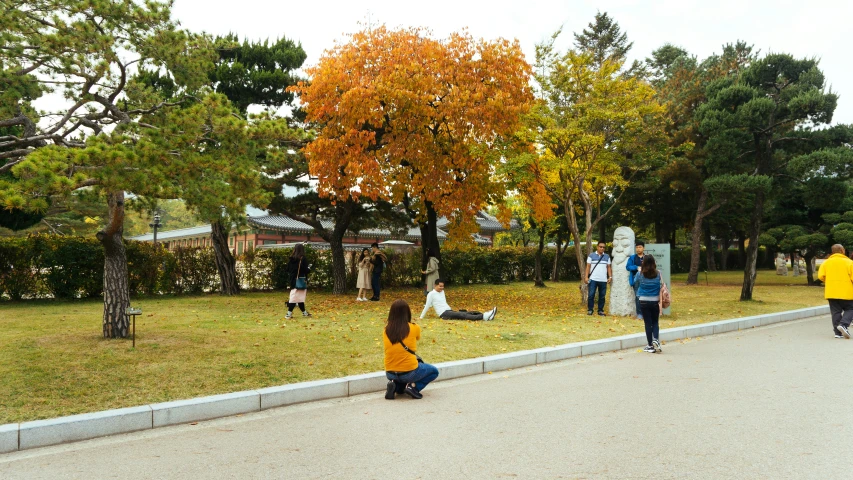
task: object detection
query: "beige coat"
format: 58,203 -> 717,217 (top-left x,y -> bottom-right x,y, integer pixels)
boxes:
424,256 -> 440,289
356,257 -> 372,289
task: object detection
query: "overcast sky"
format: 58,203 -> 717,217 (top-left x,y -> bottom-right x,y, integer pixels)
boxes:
170,0 -> 853,125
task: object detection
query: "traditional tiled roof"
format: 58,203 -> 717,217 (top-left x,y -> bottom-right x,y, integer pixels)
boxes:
436,210 -> 517,232
247,215 -> 334,233
128,225 -> 212,242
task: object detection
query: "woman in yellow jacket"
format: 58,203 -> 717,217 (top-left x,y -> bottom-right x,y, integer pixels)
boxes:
383,299 -> 439,399
817,244 -> 853,338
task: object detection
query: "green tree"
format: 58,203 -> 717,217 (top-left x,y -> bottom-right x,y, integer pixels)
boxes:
698,53 -> 839,300
0,0 -> 215,337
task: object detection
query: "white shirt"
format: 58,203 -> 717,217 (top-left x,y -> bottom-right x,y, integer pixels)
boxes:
586,253 -> 611,282
421,290 -> 451,318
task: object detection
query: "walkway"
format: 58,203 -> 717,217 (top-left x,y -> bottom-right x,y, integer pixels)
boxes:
1,316 -> 848,479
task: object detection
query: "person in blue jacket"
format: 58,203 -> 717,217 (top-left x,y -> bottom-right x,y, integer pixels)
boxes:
625,241 -> 646,320
631,255 -> 663,353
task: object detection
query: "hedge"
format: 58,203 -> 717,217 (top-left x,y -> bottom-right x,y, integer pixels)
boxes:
0,235 -> 772,301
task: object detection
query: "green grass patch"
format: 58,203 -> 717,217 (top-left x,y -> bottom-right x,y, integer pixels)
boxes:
0,269 -> 824,423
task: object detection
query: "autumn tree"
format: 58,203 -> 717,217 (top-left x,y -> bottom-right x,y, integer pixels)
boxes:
293,26 -> 532,274
0,0 -> 222,337
525,31 -> 667,302
698,54 -> 840,300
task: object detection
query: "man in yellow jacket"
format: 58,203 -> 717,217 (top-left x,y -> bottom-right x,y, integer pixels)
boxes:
817,244 -> 853,338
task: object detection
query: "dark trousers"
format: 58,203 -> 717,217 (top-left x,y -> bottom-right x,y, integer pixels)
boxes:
588,280 -> 607,313
440,310 -> 484,321
371,272 -> 382,299
639,300 -> 661,346
633,282 -> 642,318
828,299 -> 853,335
287,302 -> 305,312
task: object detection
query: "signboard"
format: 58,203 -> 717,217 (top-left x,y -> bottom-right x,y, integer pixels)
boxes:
643,243 -> 671,315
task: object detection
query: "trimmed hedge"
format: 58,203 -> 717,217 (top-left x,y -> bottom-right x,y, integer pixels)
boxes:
0,235 -> 773,301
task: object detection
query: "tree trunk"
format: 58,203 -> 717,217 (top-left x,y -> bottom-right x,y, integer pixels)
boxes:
551,230 -> 563,281
564,197 -> 588,304
740,191 -> 766,301
704,224 -> 716,272
534,227 -> 546,287
737,232 -> 746,269
719,231 -> 729,271
97,191 -> 131,339
806,255 -> 817,285
329,236 -> 347,294
211,220 -> 239,295
686,192 -> 707,285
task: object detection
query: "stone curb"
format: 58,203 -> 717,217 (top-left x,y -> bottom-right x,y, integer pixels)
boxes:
1,304 -> 830,453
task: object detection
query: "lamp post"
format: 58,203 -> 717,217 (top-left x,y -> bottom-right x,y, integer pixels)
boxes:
149,212 -> 163,245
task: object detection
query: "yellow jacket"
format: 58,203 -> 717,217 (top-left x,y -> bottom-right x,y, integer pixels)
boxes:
818,254 -> 853,300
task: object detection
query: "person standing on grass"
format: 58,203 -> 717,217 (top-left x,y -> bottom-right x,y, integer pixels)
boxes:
286,244 -> 312,319
421,279 -> 497,321
584,241 -> 612,316
421,249 -> 440,296
356,248 -> 372,302
817,244 -> 853,339
383,299 -> 439,400
369,242 -> 387,301
632,255 -> 663,353
626,241 -> 646,320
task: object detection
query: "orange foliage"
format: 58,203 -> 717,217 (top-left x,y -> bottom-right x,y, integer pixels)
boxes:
292,26 -> 533,235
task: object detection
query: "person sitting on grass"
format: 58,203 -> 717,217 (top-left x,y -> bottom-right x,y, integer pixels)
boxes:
384,299 -> 439,400
421,279 -> 497,321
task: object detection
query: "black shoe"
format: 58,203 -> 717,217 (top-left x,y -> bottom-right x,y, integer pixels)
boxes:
369,298 -> 380,302
385,380 -> 396,400
394,381 -> 406,394
598,311 -> 606,316
838,325 -> 851,339
404,385 -> 423,399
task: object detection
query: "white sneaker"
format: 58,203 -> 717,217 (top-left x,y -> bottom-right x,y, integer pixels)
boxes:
285,312 -> 292,319
652,340 -> 662,353
488,306 -> 498,321
642,346 -> 655,353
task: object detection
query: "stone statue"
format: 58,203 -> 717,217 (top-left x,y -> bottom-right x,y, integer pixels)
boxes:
776,253 -> 788,276
610,226 -> 636,316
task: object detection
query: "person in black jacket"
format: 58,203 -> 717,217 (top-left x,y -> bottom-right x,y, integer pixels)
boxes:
369,242 -> 387,301
286,244 -> 312,318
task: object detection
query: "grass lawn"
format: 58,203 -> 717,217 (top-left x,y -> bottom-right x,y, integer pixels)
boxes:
0,270 -> 824,423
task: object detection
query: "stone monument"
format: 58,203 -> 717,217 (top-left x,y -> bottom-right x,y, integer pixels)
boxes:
610,226 -> 636,316
776,253 -> 788,276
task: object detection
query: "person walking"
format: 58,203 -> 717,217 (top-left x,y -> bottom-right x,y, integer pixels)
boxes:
626,241 -> 646,320
421,279 -> 497,321
631,255 -> 663,353
369,242 -> 387,301
817,244 -> 853,339
356,248 -> 372,301
584,241 -> 612,316
421,249 -> 440,296
286,244 -> 312,319
383,299 -> 439,400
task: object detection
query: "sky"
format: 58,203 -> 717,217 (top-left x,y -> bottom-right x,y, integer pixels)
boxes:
170,0 -> 853,125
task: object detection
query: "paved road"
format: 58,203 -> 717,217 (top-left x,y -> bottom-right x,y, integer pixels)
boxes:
1,316 -> 850,479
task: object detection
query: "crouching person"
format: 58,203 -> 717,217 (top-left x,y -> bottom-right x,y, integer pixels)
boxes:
384,299 -> 439,400
421,279 -> 498,321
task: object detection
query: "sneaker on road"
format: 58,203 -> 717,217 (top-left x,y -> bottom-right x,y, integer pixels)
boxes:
405,385 -> 423,399
835,335 -> 844,339
385,380 -> 396,400
838,325 -> 850,339
653,340 -> 662,353
642,346 -> 655,353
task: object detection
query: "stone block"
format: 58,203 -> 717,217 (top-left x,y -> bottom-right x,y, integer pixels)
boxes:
659,328 -> 686,342
151,391 -> 259,428
739,316 -> 762,329
679,324 -> 715,338
535,344 -> 583,363
19,406 -> 151,450
258,379 -> 348,410
759,313 -> 783,326
482,351 -> 538,372
579,338 -> 622,356
435,359 -> 483,381
346,371 -> 388,396
0,423 -> 18,453
618,334 -> 649,350
713,319 -> 741,334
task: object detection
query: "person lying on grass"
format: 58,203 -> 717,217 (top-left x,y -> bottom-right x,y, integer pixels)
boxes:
420,279 -> 497,321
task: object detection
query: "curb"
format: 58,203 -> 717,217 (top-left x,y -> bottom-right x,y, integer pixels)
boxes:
0,304 -> 830,453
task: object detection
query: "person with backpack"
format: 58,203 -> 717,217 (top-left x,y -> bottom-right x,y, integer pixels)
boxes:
584,241 -> 612,316
631,255 -> 665,353
286,243 -> 312,319
369,242 -> 387,301
383,299 -> 439,400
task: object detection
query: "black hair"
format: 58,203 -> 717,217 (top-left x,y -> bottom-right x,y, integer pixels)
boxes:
636,241 -> 645,247
434,278 -> 444,286
358,248 -> 370,262
427,248 -> 437,258
597,241 -> 606,247
371,242 -> 379,249
290,243 -> 305,260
